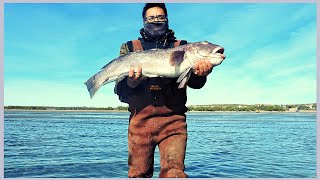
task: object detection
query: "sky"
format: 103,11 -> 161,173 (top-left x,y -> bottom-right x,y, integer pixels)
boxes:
4,3 -> 317,107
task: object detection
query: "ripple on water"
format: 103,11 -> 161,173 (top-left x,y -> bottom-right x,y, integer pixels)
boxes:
4,111 -> 316,178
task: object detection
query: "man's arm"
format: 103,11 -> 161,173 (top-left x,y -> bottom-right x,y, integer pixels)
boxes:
187,74 -> 207,89
120,43 -> 129,56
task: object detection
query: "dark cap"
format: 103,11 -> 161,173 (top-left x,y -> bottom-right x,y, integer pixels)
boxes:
142,3 -> 168,18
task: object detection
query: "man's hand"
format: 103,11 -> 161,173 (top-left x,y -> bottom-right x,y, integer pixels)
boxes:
193,59 -> 214,76
127,67 -> 147,88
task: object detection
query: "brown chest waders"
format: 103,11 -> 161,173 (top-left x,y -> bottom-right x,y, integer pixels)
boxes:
127,40 -> 188,178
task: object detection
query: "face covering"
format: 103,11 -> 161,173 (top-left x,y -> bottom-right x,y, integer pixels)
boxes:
144,21 -> 169,38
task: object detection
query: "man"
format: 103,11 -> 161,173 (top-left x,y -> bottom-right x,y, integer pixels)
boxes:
115,3 -> 213,178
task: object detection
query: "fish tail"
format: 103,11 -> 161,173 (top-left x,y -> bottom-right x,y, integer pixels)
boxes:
84,75 -> 107,99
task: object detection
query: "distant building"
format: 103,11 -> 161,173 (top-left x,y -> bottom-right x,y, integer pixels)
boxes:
288,107 -> 298,112
305,104 -> 314,109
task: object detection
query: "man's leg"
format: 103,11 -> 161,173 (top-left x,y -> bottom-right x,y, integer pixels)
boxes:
127,107 -> 157,178
158,129 -> 188,178
128,128 -> 155,178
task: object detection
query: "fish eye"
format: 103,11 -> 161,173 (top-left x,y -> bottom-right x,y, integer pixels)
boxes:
217,48 -> 224,54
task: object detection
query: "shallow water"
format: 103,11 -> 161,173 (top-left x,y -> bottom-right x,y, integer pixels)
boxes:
4,111 -> 316,178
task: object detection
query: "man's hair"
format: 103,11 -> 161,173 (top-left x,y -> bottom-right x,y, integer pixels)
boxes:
142,3 -> 168,18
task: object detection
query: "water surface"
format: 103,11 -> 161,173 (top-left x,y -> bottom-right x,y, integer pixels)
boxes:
4,111 -> 316,178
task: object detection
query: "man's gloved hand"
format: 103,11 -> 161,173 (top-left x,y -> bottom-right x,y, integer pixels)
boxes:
193,59 -> 214,76
127,67 -> 147,88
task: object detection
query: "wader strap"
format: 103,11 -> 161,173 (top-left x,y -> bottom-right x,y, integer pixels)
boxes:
132,40 -> 144,52
174,40 -> 187,47
129,39 -> 186,52
174,40 -> 181,48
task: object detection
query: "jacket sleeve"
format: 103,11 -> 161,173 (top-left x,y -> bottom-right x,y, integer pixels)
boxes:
187,73 -> 207,89
120,43 -> 129,56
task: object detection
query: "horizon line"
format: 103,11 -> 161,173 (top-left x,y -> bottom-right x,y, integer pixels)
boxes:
3,102 -> 317,108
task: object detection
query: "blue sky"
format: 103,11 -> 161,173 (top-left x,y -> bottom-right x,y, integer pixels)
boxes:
4,3 -> 317,107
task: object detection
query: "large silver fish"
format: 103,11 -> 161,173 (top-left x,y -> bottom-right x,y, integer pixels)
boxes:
84,41 -> 226,98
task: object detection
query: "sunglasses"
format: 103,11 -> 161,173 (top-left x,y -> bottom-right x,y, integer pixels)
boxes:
144,15 -> 167,23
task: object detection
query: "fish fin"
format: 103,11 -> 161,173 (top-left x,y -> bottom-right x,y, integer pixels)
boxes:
101,77 -> 115,86
102,72 -> 128,86
169,51 -> 185,66
178,70 -> 192,89
176,67 -> 192,83
84,74 -> 106,99
116,74 -> 127,82
85,70 -> 126,98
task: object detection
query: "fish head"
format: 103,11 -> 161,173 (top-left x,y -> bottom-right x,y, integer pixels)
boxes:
189,41 -> 226,66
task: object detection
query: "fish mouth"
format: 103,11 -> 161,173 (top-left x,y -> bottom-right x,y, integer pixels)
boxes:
210,47 -> 225,59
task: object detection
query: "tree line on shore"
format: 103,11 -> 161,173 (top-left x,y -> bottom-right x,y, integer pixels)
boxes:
189,104 -> 316,112
4,106 -> 128,111
4,103 -> 316,112
189,105 -> 285,112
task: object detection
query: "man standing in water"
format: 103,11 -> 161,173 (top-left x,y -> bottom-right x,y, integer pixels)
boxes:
115,3 -> 214,178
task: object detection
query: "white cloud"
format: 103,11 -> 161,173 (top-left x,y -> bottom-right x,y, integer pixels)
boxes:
244,21 -> 316,71
203,4 -> 315,58
268,63 -> 315,79
188,57 -> 316,105
4,3 -> 316,107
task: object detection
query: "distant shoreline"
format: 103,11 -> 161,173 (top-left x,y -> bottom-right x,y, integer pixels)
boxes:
190,110 -> 317,113
4,103 -> 316,113
3,109 -> 128,112
4,109 -> 316,113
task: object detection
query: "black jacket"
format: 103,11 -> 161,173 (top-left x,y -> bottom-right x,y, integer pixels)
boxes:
116,28 -> 207,114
